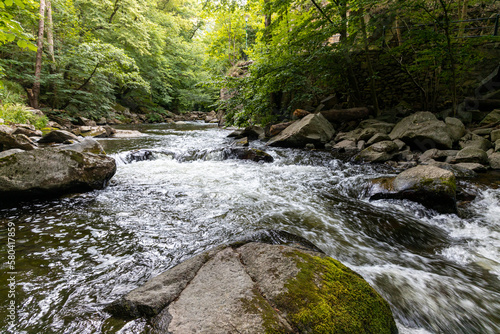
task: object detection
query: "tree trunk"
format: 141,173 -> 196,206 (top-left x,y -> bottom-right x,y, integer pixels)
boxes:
46,0 -> 55,65
359,8 -> 380,115
30,0 -> 46,109
320,107 -> 370,123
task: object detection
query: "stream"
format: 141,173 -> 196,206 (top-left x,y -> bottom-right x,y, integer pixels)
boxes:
1,122 -> 500,333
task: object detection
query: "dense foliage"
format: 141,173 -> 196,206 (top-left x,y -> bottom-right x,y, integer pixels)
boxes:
0,0 -> 218,119
0,0 -> 498,124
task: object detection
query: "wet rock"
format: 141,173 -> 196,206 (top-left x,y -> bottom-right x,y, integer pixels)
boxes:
371,165 -> 457,214
489,152 -> 500,169
0,148 -> 116,200
491,129 -> 500,143
240,126 -> 265,140
427,161 -> 478,178
389,112 -> 453,150
454,147 -> 489,165
59,137 -> 106,155
480,109 -> 500,125
112,130 -> 144,138
305,143 -> 315,149
107,239 -> 397,334
355,141 -> 399,163
334,139 -> 357,152
419,149 -> 458,163
267,113 -> 335,148
445,117 -> 466,142
367,133 -> 391,145
459,133 -> 492,151
38,130 -> 80,144
126,149 -> 155,163
233,137 -> 249,147
223,148 -> 274,163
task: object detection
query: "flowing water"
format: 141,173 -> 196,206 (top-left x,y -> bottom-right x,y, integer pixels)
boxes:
1,122 -> 500,334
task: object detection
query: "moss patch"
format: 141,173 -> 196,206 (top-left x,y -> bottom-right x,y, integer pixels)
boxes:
241,288 -> 290,334
276,251 -> 397,334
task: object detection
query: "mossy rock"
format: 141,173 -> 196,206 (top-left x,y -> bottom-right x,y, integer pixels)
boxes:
107,238 -> 398,334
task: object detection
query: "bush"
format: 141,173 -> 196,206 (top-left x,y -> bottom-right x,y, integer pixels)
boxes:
0,103 -> 49,129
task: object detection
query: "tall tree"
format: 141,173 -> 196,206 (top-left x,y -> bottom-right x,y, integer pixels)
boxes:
28,0 -> 45,108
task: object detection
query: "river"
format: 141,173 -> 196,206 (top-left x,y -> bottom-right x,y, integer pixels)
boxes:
1,122 -> 500,333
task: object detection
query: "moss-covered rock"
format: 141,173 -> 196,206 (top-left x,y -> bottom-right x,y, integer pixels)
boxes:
106,234 -> 398,334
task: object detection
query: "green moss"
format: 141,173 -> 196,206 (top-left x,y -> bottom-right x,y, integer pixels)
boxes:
241,288 -> 289,334
276,251 -> 397,334
68,151 -> 85,165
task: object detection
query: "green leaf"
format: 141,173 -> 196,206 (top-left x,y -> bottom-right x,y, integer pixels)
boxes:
4,0 -> 12,6
17,39 -> 28,48
6,34 -> 15,42
12,0 -> 24,8
27,43 -> 37,52
0,2 -> 5,8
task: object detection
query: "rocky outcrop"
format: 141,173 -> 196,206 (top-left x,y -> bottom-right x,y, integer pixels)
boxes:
389,112 -> 454,150
480,109 -> 500,125
267,113 -> 335,148
0,125 -> 38,151
355,141 -> 399,163
371,165 -> 457,214
0,148 -> 116,201
58,137 -> 106,155
38,130 -> 80,144
106,235 -> 397,334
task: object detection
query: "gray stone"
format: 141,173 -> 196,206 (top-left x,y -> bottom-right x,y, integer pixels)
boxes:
471,128 -> 493,136
454,147 -> 489,165
355,141 -> 399,163
223,148 -> 274,163
454,163 -> 487,173
393,139 -> 406,150
389,111 -> 453,150
419,149 -> 458,163
427,161 -> 478,178
489,152 -> 500,169
38,130 -> 80,144
268,113 -> 335,148
480,109 -> 500,125
0,148 -> 116,200
459,133 -> 492,151
495,139 -> 500,152
384,165 -> 457,213
357,140 -> 366,151
358,119 -> 395,134
358,127 -> 379,141
445,117 -> 466,142
108,241 -> 398,334
13,125 -> 42,137
59,137 -> 106,155
233,137 -> 249,147
491,129 -> 500,143
333,139 -> 357,152
0,126 -> 37,151
367,133 -> 391,145
305,143 -> 315,149
0,149 -> 24,159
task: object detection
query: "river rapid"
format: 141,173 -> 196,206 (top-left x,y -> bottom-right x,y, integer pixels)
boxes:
1,122 -> 500,333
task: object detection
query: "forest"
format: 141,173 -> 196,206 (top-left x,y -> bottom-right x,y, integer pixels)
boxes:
0,0 -> 499,127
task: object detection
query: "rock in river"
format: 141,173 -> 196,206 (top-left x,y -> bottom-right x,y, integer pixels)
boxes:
106,237 -> 398,334
267,113 -> 335,148
0,148 -> 116,201
371,165 -> 457,214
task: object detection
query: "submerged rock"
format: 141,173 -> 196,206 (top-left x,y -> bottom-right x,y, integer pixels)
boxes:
371,165 -> 457,214
106,237 -> 398,334
389,112 -> 453,150
0,148 -> 116,200
267,113 -> 335,148
223,148 -> 274,163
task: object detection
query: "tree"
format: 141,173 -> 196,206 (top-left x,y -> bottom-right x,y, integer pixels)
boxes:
28,0 -> 45,108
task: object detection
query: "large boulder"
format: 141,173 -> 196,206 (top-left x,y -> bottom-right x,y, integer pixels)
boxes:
358,119 -> 394,134
355,141 -> 399,163
445,117 -> 466,142
454,147 -> 489,165
106,238 -> 397,334
267,113 -> 335,148
38,130 -> 81,144
389,112 -> 453,150
0,148 -> 116,200
489,152 -> 500,169
0,125 -> 37,151
59,137 -> 106,155
371,165 -> 457,214
459,133 -> 492,151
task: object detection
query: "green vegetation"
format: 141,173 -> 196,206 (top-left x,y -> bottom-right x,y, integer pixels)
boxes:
0,0 -> 498,125
0,103 -> 48,128
276,251 -> 398,333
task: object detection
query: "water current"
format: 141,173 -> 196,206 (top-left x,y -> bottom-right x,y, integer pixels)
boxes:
1,122 -> 500,333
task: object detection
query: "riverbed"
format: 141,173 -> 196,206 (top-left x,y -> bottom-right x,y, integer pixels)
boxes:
1,122 -> 500,333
